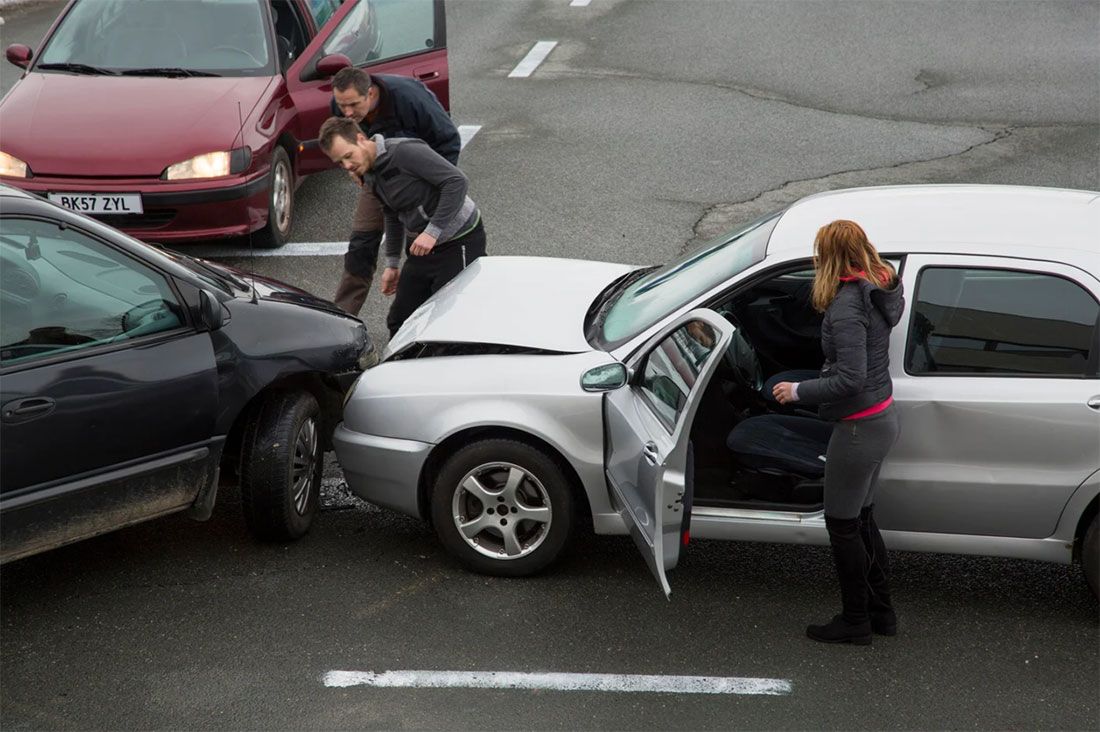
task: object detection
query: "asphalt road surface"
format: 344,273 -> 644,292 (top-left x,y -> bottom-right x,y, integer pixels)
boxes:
1,1 -> 1098,729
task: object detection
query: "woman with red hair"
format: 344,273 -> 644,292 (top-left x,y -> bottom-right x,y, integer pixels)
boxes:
773,220 -> 905,645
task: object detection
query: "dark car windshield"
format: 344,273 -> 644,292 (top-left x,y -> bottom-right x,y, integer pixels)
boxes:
37,0 -> 273,77
592,212 -> 781,350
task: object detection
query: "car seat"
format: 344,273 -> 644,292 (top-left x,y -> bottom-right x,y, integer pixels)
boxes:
726,414 -> 832,502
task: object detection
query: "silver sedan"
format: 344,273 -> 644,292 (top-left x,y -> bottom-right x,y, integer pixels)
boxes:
334,184 -> 1100,598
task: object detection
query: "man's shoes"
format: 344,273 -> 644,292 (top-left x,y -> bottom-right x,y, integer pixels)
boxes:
870,608 -> 897,636
806,614 -> 873,645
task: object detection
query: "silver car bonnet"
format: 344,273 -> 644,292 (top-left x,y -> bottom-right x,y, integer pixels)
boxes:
384,255 -> 641,357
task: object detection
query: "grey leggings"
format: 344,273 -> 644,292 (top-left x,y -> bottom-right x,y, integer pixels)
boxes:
823,404 -> 901,519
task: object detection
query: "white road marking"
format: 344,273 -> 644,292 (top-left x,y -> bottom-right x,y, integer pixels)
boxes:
458,124 -> 482,149
183,241 -> 348,258
323,670 -> 792,695
508,41 -> 558,78
570,0 -> 592,6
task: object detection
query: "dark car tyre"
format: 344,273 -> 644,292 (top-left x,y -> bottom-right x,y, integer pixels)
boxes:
255,146 -> 294,249
240,391 -> 322,541
1083,514 -> 1099,599
431,439 -> 574,577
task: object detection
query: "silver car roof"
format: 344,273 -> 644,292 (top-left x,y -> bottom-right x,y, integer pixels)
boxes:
767,184 -> 1100,268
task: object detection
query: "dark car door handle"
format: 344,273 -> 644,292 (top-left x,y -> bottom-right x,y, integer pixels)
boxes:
1088,396 -> 1100,410
2,397 -> 56,423
416,70 -> 439,80
642,441 -> 660,465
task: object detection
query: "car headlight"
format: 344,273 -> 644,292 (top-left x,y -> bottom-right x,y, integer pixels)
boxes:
358,340 -> 380,370
0,151 -> 31,178
163,148 -> 250,180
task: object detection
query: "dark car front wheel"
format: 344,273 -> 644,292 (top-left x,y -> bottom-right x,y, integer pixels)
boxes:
431,439 -> 574,577
255,146 -> 294,249
240,391 -> 322,541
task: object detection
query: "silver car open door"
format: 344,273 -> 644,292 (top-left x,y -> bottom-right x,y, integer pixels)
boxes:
604,309 -> 734,598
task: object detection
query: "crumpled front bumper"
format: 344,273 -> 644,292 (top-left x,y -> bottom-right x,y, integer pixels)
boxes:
332,425 -> 432,519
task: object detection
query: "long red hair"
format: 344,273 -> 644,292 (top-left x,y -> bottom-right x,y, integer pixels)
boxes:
811,220 -> 894,312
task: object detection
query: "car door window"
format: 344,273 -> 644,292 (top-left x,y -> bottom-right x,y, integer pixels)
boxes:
0,218 -> 185,367
272,0 -> 311,62
322,0 -> 437,65
905,267 -> 1100,377
638,321 -> 720,432
305,0 -> 340,28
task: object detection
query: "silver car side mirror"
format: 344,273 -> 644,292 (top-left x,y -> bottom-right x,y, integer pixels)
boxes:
580,363 -> 629,392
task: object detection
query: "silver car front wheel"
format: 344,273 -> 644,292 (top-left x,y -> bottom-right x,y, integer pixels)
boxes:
452,462 -> 553,560
431,439 -> 574,577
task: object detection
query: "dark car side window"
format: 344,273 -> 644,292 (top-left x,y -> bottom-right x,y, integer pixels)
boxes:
906,267 -> 1100,377
0,218 -> 185,367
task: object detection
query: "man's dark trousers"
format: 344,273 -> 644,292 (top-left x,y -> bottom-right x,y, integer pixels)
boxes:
386,221 -> 486,336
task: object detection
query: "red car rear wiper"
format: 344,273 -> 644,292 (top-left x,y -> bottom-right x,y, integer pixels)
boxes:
119,67 -> 221,77
37,62 -> 118,75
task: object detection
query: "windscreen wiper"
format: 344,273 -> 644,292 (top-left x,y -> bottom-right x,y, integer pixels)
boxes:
179,254 -> 250,292
583,266 -> 657,335
37,62 -> 118,75
119,67 -> 221,77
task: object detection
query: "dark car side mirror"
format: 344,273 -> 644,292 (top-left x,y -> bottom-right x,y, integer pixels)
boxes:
198,289 -> 226,331
315,53 -> 352,78
6,44 -> 33,69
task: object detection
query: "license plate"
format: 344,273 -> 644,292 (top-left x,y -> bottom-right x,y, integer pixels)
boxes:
48,192 -> 144,215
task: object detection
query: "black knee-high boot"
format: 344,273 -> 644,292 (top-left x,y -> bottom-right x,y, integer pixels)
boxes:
860,505 -> 897,636
807,515 -> 872,645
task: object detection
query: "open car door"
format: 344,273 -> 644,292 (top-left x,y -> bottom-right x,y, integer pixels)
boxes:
286,0 -> 450,174
604,309 -> 734,598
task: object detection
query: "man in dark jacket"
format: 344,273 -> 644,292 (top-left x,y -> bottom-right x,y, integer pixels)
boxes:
319,117 -> 485,336
329,67 -> 461,316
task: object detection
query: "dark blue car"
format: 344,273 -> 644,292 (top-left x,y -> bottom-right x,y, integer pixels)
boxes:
0,184 -> 376,562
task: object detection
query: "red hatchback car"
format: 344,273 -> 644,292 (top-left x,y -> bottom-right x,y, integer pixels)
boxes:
0,0 -> 449,247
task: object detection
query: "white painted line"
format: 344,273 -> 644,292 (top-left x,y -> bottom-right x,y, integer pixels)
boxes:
508,41 -> 558,78
457,124 -> 482,150
323,670 -> 792,695
570,0 -> 592,6
181,241 -> 349,258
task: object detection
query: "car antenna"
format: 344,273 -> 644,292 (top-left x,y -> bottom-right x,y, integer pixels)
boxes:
235,99 -> 258,305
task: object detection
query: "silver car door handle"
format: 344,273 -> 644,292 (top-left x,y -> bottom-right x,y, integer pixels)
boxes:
1088,396 -> 1100,410
642,442 -> 660,465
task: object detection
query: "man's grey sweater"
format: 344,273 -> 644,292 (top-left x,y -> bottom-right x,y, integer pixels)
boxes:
365,135 -> 479,269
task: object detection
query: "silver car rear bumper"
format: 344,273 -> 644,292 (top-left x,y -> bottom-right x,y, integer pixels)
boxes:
333,424 -> 431,519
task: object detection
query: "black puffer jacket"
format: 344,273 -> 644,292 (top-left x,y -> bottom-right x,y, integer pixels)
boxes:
796,276 -> 905,421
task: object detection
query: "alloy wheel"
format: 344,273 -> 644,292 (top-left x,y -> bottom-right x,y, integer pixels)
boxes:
451,462 -> 553,560
271,160 -> 291,233
291,416 -> 318,515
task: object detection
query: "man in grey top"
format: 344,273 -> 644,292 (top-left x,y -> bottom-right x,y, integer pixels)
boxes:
319,116 -> 486,336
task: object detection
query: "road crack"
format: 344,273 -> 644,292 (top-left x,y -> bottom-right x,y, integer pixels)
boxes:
680,124 -> 1034,252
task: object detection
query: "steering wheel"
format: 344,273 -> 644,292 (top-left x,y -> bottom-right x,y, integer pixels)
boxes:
209,45 -> 264,66
121,299 -> 170,333
716,314 -> 763,392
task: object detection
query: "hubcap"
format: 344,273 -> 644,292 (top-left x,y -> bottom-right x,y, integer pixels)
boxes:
272,161 -> 291,233
452,462 -> 552,560
291,417 -> 318,515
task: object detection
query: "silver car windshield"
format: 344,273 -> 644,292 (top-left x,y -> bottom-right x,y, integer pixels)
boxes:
37,0 -> 273,77
597,213 -> 780,348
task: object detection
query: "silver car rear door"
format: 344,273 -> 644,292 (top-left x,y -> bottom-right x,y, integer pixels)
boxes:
884,255 -> 1100,539
604,309 -> 734,598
